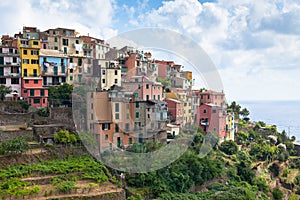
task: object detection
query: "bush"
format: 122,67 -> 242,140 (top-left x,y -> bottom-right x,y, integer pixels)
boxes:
219,140 -> 238,155
37,107 -> 49,117
55,181 -> 78,193
0,136 -> 29,155
272,188 -> 283,200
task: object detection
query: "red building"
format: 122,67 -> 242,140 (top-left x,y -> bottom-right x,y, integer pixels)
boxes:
21,77 -> 48,107
155,60 -> 174,79
197,104 -> 227,141
165,98 -> 184,125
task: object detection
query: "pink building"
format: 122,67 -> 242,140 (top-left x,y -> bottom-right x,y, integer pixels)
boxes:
165,98 -> 184,125
124,76 -> 163,101
21,77 -> 48,107
155,60 -> 174,79
199,89 -> 225,107
197,104 -> 226,141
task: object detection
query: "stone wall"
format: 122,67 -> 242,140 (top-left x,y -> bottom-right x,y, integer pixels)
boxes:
0,112 -> 33,126
0,130 -> 33,142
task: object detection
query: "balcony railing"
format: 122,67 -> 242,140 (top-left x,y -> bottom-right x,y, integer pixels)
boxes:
200,121 -> 209,126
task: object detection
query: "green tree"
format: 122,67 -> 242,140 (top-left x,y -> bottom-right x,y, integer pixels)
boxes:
219,140 -> 238,155
156,77 -> 171,90
54,129 -> 77,145
240,108 -> 250,120
0,85 -> 12,101
48,83 -> 73,106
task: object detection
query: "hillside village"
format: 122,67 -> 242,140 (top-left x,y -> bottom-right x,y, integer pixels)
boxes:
0,26 -> 235,149
1,26 -> 300,200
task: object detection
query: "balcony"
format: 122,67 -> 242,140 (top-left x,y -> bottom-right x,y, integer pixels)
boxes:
200,120 -> 209,126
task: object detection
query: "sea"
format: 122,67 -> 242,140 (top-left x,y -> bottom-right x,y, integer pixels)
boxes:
239,101 -> 300,142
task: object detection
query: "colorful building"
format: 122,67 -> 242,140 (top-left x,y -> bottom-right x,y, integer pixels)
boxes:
18,39 -> 41,77
226,113 -> 235,141
165,98 -> 184,125
39,49 -> 68,86
197,103 -> 227,141
0,46 -> 21,100
21,77 -> 48,107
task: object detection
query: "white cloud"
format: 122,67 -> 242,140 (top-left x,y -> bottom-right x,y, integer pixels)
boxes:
133,0 -> 300,100
0,0 -> 117,39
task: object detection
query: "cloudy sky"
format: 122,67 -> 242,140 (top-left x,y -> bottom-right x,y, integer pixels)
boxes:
1,0 -> 300,101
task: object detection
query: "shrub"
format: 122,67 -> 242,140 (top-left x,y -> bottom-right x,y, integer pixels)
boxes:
219,140 -> 238,155
272,188 -> 283,200
0,136 -> 29,155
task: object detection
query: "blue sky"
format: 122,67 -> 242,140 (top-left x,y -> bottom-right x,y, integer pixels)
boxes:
0,0 -> 300,101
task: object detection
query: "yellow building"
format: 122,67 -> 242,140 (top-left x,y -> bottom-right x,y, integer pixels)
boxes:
226,113 -> 235,141
18,39 -> 41,77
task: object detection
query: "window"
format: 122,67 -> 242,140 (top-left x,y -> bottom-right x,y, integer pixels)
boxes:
69,58 -> 73,63
40,89 -> 44,96
146,84 -> 149,89
128,138 -> 132,144
54,37 -> 58,42
91,103 -> 93,109
70,76 -> 73,81
126,104 -> 129,109
158,95 -> 160,101
105,134 -> 108,140
153,95 -> 156,100
126,113 -> 130,119
31,50 -> 38,55
102,123 -> 110,130
54,46 -> 58,50
102,79 -> 105,84
125,123 -> 130,132
102,70 -> 105,75
23,69 -> 27,77
23,50 -> 27,55
64,47 -> 67,54
24,89 -> 27,93
212,109 -> 216,114
91,113 -> 93,120
0,67 -> 3,76
135,112 -> 139,119
146,95 -> 149,100
115,70 -> 118,75
135,102 -> 139,108
115,103 -> 119,112
62,38 -> 69,46
23,59 -> 29,64
11,78 -> 19,84
61,66 -> 65,73
0,57 -> 3,65
115,124 -> 119,132
203,109 -> 207,114
78,58 -> 82,66
43,44 -> 47,49
24,80 -> 29,84
76,40 -> 79,44
13,57 -> 17,63
114,79 -> 118,84
33,41 -> 39,45
208,95 -> 210,99
115,113 -> 119,120
0,78 -> 6,84
34,80 -> 38,84
33,98 -> 40,104
30,89 -> 34,96
31,59 -> 39,64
